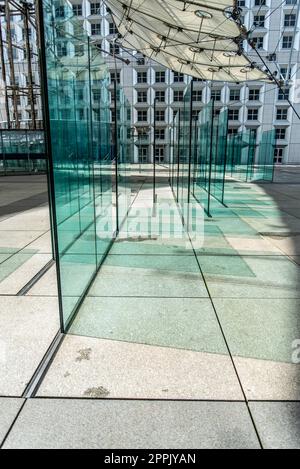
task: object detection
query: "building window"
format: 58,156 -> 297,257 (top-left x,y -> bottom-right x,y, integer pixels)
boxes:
57,43 -> 67,57
91,23 -> 101,35
248,88 -> 260,100
139,146 -> 148,162
252,36 -> 264,49
275,128 -> 286,140
109,22 -> 118,34
280,67 -> 292,80
192,110 -> 199,120
282,36 -> 293,49
155,110 -> 165,122
211,89 -> 221,101
237,0 -> 245,6
155,91 -> 165,102
75,44 -> 84,56
93,90 -> 101,102
110,71 -> 120,84
253,15 -> 265,27
173,90 -> 184,102
274,148 -> 284,163
155,71 -> 165,83
110,43 -> 120,55
72,4 -> 82,16
55,6 -> 65,18
229,89 -> 240,101
137,110 -> 148,121
155,128 -> 165,139
228,109 -> 239,120
137,71 -> 147,83
278,87 -> 289,100
173,72 -> 184,82
137,91 -> 147,103
286,0 -> 297,4
247,108 -> 259,120
192,90 -> 202,101
228,128 -> 238,135
254,0 -> 266,5
276,108 -> 288,120
90,3 -> 101,15
155,147 -> 165,162
284,14 -> 296,27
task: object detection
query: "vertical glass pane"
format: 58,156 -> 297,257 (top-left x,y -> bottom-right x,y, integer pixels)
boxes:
192,101 -> 213,216
42,0 -> 113,328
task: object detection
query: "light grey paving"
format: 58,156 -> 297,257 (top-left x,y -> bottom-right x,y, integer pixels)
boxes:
233,356 -> 300,400
213,298 -> 300,363
3,399 -> 260,449
0,253 -> 52,294
0,398 -> 24,446
0,296 -> 60,395
70,297 -> 225,353
250,402 -> 300,449
37,335 -> 243,400
89,267 -> 208,298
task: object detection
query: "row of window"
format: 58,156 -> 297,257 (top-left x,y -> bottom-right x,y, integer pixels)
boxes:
139,147 -> 286,164
238,0 -> 297,6
252,34 -> 295,50
135,71 -> 185,84
135,108 -> 289,122
252,12 -> 297,28
135,87 -> 290,103
57,3 -> 101,17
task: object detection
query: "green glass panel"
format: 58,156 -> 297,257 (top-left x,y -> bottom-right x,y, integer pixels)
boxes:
42,0 -> 114,328
253,130 -> 275,181
210,108 -> 228,204
0,130 -> 45,173
192,101 -> 213,216
116,86 -> 132,227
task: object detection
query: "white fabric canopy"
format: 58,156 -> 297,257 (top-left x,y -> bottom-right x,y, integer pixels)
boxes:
106,0 -> 270,82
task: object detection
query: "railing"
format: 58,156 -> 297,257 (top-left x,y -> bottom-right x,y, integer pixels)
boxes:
0,130 -> 46,174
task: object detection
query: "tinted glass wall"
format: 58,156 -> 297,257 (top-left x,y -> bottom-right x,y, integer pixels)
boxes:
0,130 -> 45,173
40,0 -> 114,329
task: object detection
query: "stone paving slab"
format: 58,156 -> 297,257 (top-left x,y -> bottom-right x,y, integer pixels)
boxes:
0,296 -> 60,396
70,297 -> 223,352
0,398 -> 24,446
37,335 -> 243,400
249,402 -> 300,449
3,399 -> 260,449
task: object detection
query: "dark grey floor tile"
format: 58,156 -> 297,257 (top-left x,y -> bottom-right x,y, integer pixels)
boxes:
3,399 -> 260,449
250,402 -> 300,449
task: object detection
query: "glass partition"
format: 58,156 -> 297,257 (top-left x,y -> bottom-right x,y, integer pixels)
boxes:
41,0 -> 114,329
192,101 -> 214,216
210,108 -> 228,205
252,130 -> 275,181
116,85 -> 132,228
0,130 -> 45,173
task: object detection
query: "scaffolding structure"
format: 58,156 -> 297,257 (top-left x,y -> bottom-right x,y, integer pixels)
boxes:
0,0 -> 42,129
